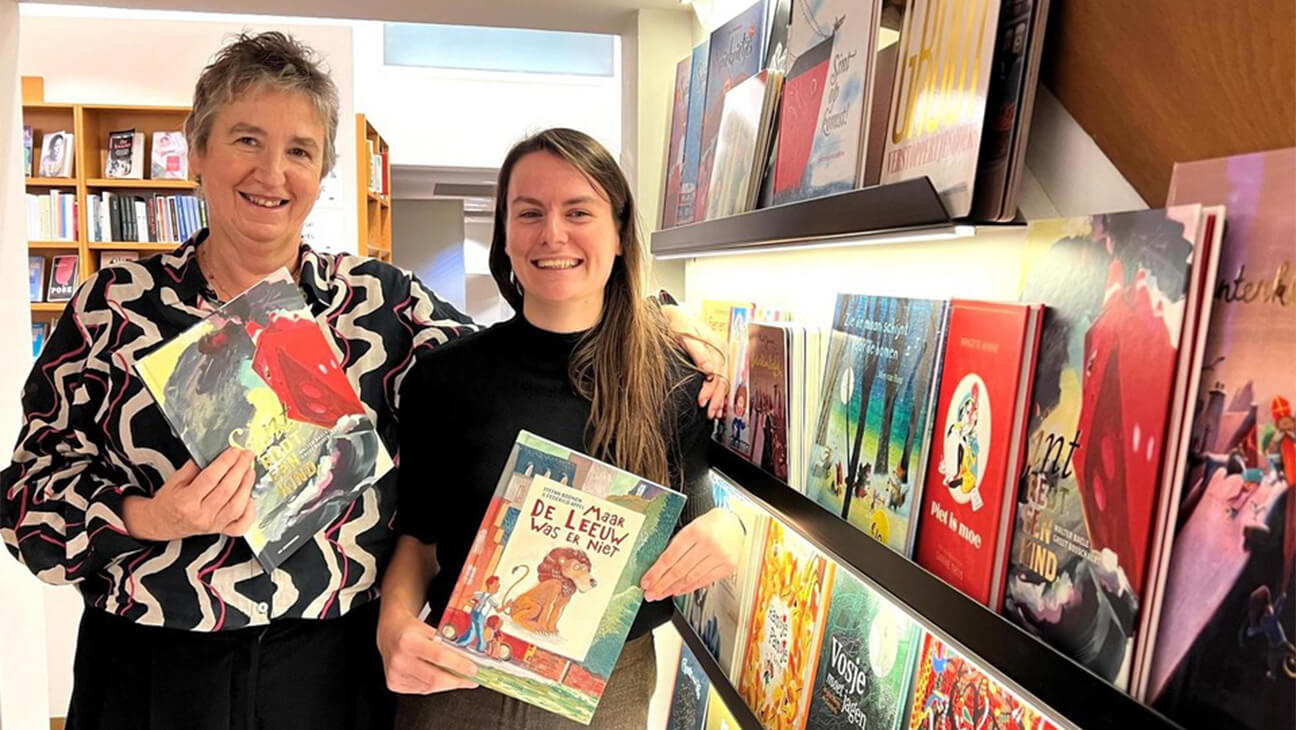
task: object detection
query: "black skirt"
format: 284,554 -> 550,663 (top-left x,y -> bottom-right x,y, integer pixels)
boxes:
67,600 -> 393,730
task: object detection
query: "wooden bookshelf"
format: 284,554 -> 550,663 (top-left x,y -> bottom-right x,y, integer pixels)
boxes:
89,242 -> 180,252
85,178 -> 196,190
356,114 -> 392,261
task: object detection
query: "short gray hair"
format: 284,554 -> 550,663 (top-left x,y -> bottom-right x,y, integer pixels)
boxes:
185,31 -> 340,177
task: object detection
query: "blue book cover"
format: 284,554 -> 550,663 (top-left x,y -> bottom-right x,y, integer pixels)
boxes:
667,642 -> 711,730
28,255 -> 44,303
31,322 -> 48,359
677,41 -> 710,225
695,0 -> 767,223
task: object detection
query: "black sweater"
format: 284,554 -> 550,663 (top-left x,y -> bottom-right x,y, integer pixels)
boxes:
396,315 -> 712,640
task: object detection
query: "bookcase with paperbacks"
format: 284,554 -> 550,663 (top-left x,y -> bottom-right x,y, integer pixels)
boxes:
654,180 -> 1191,730
356,113 -> 392,261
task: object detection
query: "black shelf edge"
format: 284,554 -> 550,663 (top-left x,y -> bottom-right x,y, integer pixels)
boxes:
670,611 -> 765,730
650,178 -> 952,257
709,443 -> 1186,730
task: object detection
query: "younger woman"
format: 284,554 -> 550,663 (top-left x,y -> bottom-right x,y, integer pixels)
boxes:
378,128 -> 744,729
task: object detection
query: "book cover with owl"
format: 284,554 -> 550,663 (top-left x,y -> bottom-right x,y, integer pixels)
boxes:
907,632 -> 1059,730
805,569 -> 922,730
435,431 -> 686,724
738,518 -> 833,729
914,300 -> 1042,610
806,295 -> 949,556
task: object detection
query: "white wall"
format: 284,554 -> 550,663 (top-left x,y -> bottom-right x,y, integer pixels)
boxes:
0,3 -> 54,728
392,198 -> 466,309
351,21 -> 622,170
17,9 -> 359,256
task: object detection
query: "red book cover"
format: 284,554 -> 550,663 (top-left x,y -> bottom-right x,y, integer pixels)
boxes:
771,35 -> 832,204
916,300 -> 1040,610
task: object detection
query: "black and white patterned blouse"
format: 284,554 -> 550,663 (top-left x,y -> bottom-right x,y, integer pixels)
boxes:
0,232 -> 476,631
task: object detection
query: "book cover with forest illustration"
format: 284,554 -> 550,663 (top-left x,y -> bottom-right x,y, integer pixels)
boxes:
806,294 -> 948,555
135,268 -> 392,573
434,431 -> 686,724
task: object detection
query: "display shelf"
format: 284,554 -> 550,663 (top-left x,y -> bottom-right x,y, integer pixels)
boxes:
30,302 -> 66,313
651,178 -> 960,257
25,177 -> 77,186
670,612 -> 764,730
29,240 -> 79,249
356,113 -> 393,258
708,444 -> 1186,730
84,178 -> 196,189
89,242 -> 179,252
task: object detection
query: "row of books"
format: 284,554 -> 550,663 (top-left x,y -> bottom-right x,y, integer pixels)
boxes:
701,147 -> 1295,729
24,190 -> 78,240
86,192 -> 208,243
366,139 -> 388,195
27,254 -> 79,303
672,471 -> 1060,730
660,0 -> 1048,227
22,127 -> 188,180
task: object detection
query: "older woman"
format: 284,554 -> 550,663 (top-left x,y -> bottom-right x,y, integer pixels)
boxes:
0,32 -> 721,730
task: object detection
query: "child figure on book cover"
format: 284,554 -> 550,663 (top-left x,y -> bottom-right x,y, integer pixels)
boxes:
380,128 -> 744,729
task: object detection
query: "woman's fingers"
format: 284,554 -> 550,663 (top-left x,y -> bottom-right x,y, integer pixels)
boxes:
641,531 -> 699,600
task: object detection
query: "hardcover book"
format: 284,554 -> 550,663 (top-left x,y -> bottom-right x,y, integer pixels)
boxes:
703,685 -> 741,730
1147,148 -> 1296,729
721,304 -> 755,459
678,42 -> 711,225
151,131 -> 189,180
668,643 -> 712,730
806,569 -> 922,730
661,55 -> 693,230
772,0 -> 880,204
434,430 -> 687,724
880,0 -> 1003,218
39,130 -> 73,178
23,125 -> 32,177
46,254 -> 79,301
745,323 -> 792,482
27,255 -> 44,303
99,251 -> 140,268
695,0 -> 767,222
31,322 -> 48,359
737,518 -> 833,730
1003,208 -> 1205,687
907,632 -> 1058,730
106,129 -> 145,179
806,295 -> 948,556
915,300 -> 1042,610
705,70 -> 783,220
134,269 -> 393,573
675,471 -> 771,678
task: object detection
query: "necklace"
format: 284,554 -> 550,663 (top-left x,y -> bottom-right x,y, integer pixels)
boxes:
199,244 -> 234,302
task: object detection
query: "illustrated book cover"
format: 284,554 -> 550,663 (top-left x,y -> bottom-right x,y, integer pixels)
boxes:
705,69 -> 783,219
31,322 -> 48,359
805,568 -> 922,730
720,304 -> 756,459
678,41 -> 711,225
1003,207 -> 1206,688
151,131 -> 189,180
23,125 -> 32,177
737,518 -> 833,730
676,470 -> 771,679
746,322 -> 793,483
907,632 -> 1058,730
806,294 -> 949,556
668,642 -> 712,730
695,0 -> 767,222
661,54 -> 693,230
46,254 -> 79,301
703,684 -> 742,730
914,300 -> 1042,610
27,255 -> 44,303
106,129 -> 145,179
879,0 -> 1003,218
134,269 -> 393,573
434,430 -> 687,725
1146,148 -> 1296,729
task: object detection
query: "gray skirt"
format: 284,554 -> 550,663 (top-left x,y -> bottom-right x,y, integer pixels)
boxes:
394,633 -> 658,730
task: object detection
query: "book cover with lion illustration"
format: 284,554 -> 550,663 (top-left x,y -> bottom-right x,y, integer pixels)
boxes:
435,430 -> 686,724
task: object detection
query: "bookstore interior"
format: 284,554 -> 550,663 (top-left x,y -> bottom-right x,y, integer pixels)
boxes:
2,1 -> 1293,729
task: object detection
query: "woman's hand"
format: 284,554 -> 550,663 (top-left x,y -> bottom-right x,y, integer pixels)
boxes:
377,608 -> 479,694
661,305 -> 728,420
640,507 -> 746,602
121,447 -> 257,542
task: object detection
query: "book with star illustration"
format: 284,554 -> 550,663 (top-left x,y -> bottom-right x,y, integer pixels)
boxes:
134,269 -> 393,573
433,431 -> 686,725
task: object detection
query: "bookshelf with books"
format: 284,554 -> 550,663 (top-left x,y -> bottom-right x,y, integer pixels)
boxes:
356,113 -> 392,261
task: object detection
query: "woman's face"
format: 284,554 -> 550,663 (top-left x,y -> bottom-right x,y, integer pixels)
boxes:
191,86 -> 324,252
505,151 -> 621,320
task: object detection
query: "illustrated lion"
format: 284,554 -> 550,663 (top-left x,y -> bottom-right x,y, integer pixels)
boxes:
502,548 -> 597,635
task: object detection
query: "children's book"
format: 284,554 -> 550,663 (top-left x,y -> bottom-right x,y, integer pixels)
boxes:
737,518 -> 833,730
134,269 -> 393,572
433,430 -> 687,725
676,471 -> 771,679
805,568 -> 922,730
678,41 -> 711,225
806,295 -> 949,556
668,642 -> 712,730
1146,148 -> 1296,729
1003,207 -> 1207,688
703,684 -> 742,730
721,304 -> 755,458
661,55 -> 693,230
28,255 -> 44,303
907,632 -> 1059,730
746,323 -> 792,483
914,300 -> 1042,610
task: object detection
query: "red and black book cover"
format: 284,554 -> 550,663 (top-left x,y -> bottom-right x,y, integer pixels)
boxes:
915,299 -> 1041,610
771,35 -> 832,205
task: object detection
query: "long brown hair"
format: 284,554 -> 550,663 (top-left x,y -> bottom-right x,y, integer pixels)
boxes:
489,128 -> 689,484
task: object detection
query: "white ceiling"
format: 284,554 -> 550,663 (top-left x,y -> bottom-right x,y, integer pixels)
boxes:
23,0 -> 695,34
